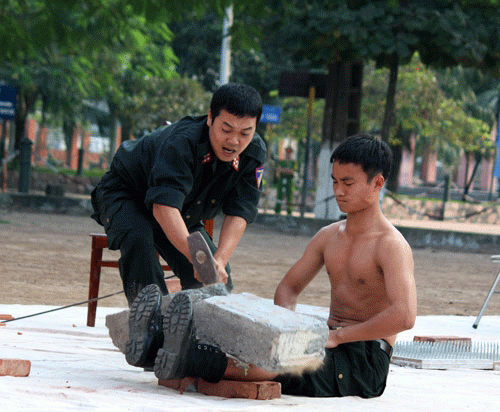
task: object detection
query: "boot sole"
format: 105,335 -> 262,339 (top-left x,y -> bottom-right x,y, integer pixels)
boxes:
125,284 -> 162,367
154,292 -> 193,380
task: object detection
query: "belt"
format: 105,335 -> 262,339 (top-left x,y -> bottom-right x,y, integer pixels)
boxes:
328,326 -> 393,357
376,339 -> 393,357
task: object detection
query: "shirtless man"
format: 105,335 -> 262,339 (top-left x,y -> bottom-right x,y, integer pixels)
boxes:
127,133 -> 417,398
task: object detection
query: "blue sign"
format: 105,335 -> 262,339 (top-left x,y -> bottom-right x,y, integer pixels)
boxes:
261,105 -> 281,124
0,85 -> 16,119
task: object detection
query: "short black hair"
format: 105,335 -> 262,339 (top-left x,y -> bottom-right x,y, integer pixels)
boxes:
210,83 -> 262,122
330,133 -> 393,181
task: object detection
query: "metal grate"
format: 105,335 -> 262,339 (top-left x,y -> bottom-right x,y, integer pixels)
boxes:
391,341 -> 500,370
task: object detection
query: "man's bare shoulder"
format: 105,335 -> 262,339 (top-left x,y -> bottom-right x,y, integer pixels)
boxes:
315,220 -> 343,239
302,221 -> 343,254
377,219 -> 413,258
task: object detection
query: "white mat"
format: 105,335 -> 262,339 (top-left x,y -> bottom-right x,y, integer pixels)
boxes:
1,304 -> 499,412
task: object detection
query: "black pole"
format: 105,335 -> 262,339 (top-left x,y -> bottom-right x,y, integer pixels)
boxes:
1,119 -> 6,191
18,138 -> 32,193
0,119 -> 6,158
77,147 -> 84,175
300,86 -> 315,218
440,174 -> 450,220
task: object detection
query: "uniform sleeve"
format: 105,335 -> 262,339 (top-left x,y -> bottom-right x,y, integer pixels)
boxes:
144,138 -> 195,210
222,162 -> 263,223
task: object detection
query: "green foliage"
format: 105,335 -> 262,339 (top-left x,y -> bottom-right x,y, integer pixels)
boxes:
362,53 -> 493,170
4,0 -> 500,179
436,65 -> 499,126
169,8 -> 292,95
264,0 -> 500,75
266,97 -> 325,148
2,0 -> 181,149
132,77 -> 211,137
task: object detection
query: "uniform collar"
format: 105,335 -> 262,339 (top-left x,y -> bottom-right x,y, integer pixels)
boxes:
200,151 -> 240,171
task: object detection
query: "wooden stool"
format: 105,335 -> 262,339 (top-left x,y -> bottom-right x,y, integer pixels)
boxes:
87,219 -> 214,327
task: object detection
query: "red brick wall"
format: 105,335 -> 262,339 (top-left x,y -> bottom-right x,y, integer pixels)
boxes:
24,117 -> 111,171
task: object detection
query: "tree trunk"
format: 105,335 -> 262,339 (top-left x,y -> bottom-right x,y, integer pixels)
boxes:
380,55 -> 400,192
120,117 -> 132,143
107,100 -> 118,165
14,89 -> 37,150
322,61 -> 363,144
62,116 -> 75,167
462,151 -> 482,200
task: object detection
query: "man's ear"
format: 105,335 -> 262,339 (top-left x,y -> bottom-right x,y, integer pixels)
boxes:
374,174 -> 385,190
207,110 -> 213,126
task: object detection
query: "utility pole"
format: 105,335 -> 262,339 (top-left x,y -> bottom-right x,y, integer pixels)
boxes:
219,5 -> 233,85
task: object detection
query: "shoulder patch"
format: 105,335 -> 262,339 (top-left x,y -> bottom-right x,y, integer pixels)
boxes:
255,165 -> 264,188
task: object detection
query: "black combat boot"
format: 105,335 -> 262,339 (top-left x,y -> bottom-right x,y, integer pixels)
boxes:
125,284 -> 164,368
154,292 -> 227,383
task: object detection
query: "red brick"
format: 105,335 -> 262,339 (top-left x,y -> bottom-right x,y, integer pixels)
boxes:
413,336 -> 472,343
158,377 -> 197,394
165,278 -> 182,294
158,378 -> 281,400
0,359 -> 31,377
198,380 -> 281,400
0,314 -> 14,321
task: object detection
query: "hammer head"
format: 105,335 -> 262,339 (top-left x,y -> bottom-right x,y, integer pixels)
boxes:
187,231 -> 218,285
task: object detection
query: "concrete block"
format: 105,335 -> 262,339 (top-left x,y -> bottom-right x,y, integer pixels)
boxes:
159,283 -> 229,314
193,293 -> 328,372
105,284 -> 229,353
295,304 -> 329,322
0,359 -> 31,377
105,310 -> 129,353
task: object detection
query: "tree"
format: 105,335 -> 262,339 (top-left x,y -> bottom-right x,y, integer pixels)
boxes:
2,1 -> 179,156
90,18 -> 178,147
362,54 -> 493,189
1,0 -> 269,154
133,76 -> 211,135
263,0 -> 500,194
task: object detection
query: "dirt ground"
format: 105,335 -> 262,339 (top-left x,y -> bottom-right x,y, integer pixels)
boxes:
0,210 -> 499,318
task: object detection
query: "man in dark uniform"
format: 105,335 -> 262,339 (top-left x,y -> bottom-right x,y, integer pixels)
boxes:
91,83 -> 266,306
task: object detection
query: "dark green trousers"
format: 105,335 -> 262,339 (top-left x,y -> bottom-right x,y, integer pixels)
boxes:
274,340 -> 391,398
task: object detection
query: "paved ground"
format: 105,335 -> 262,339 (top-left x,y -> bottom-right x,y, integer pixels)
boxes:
1,210 -> 499,411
